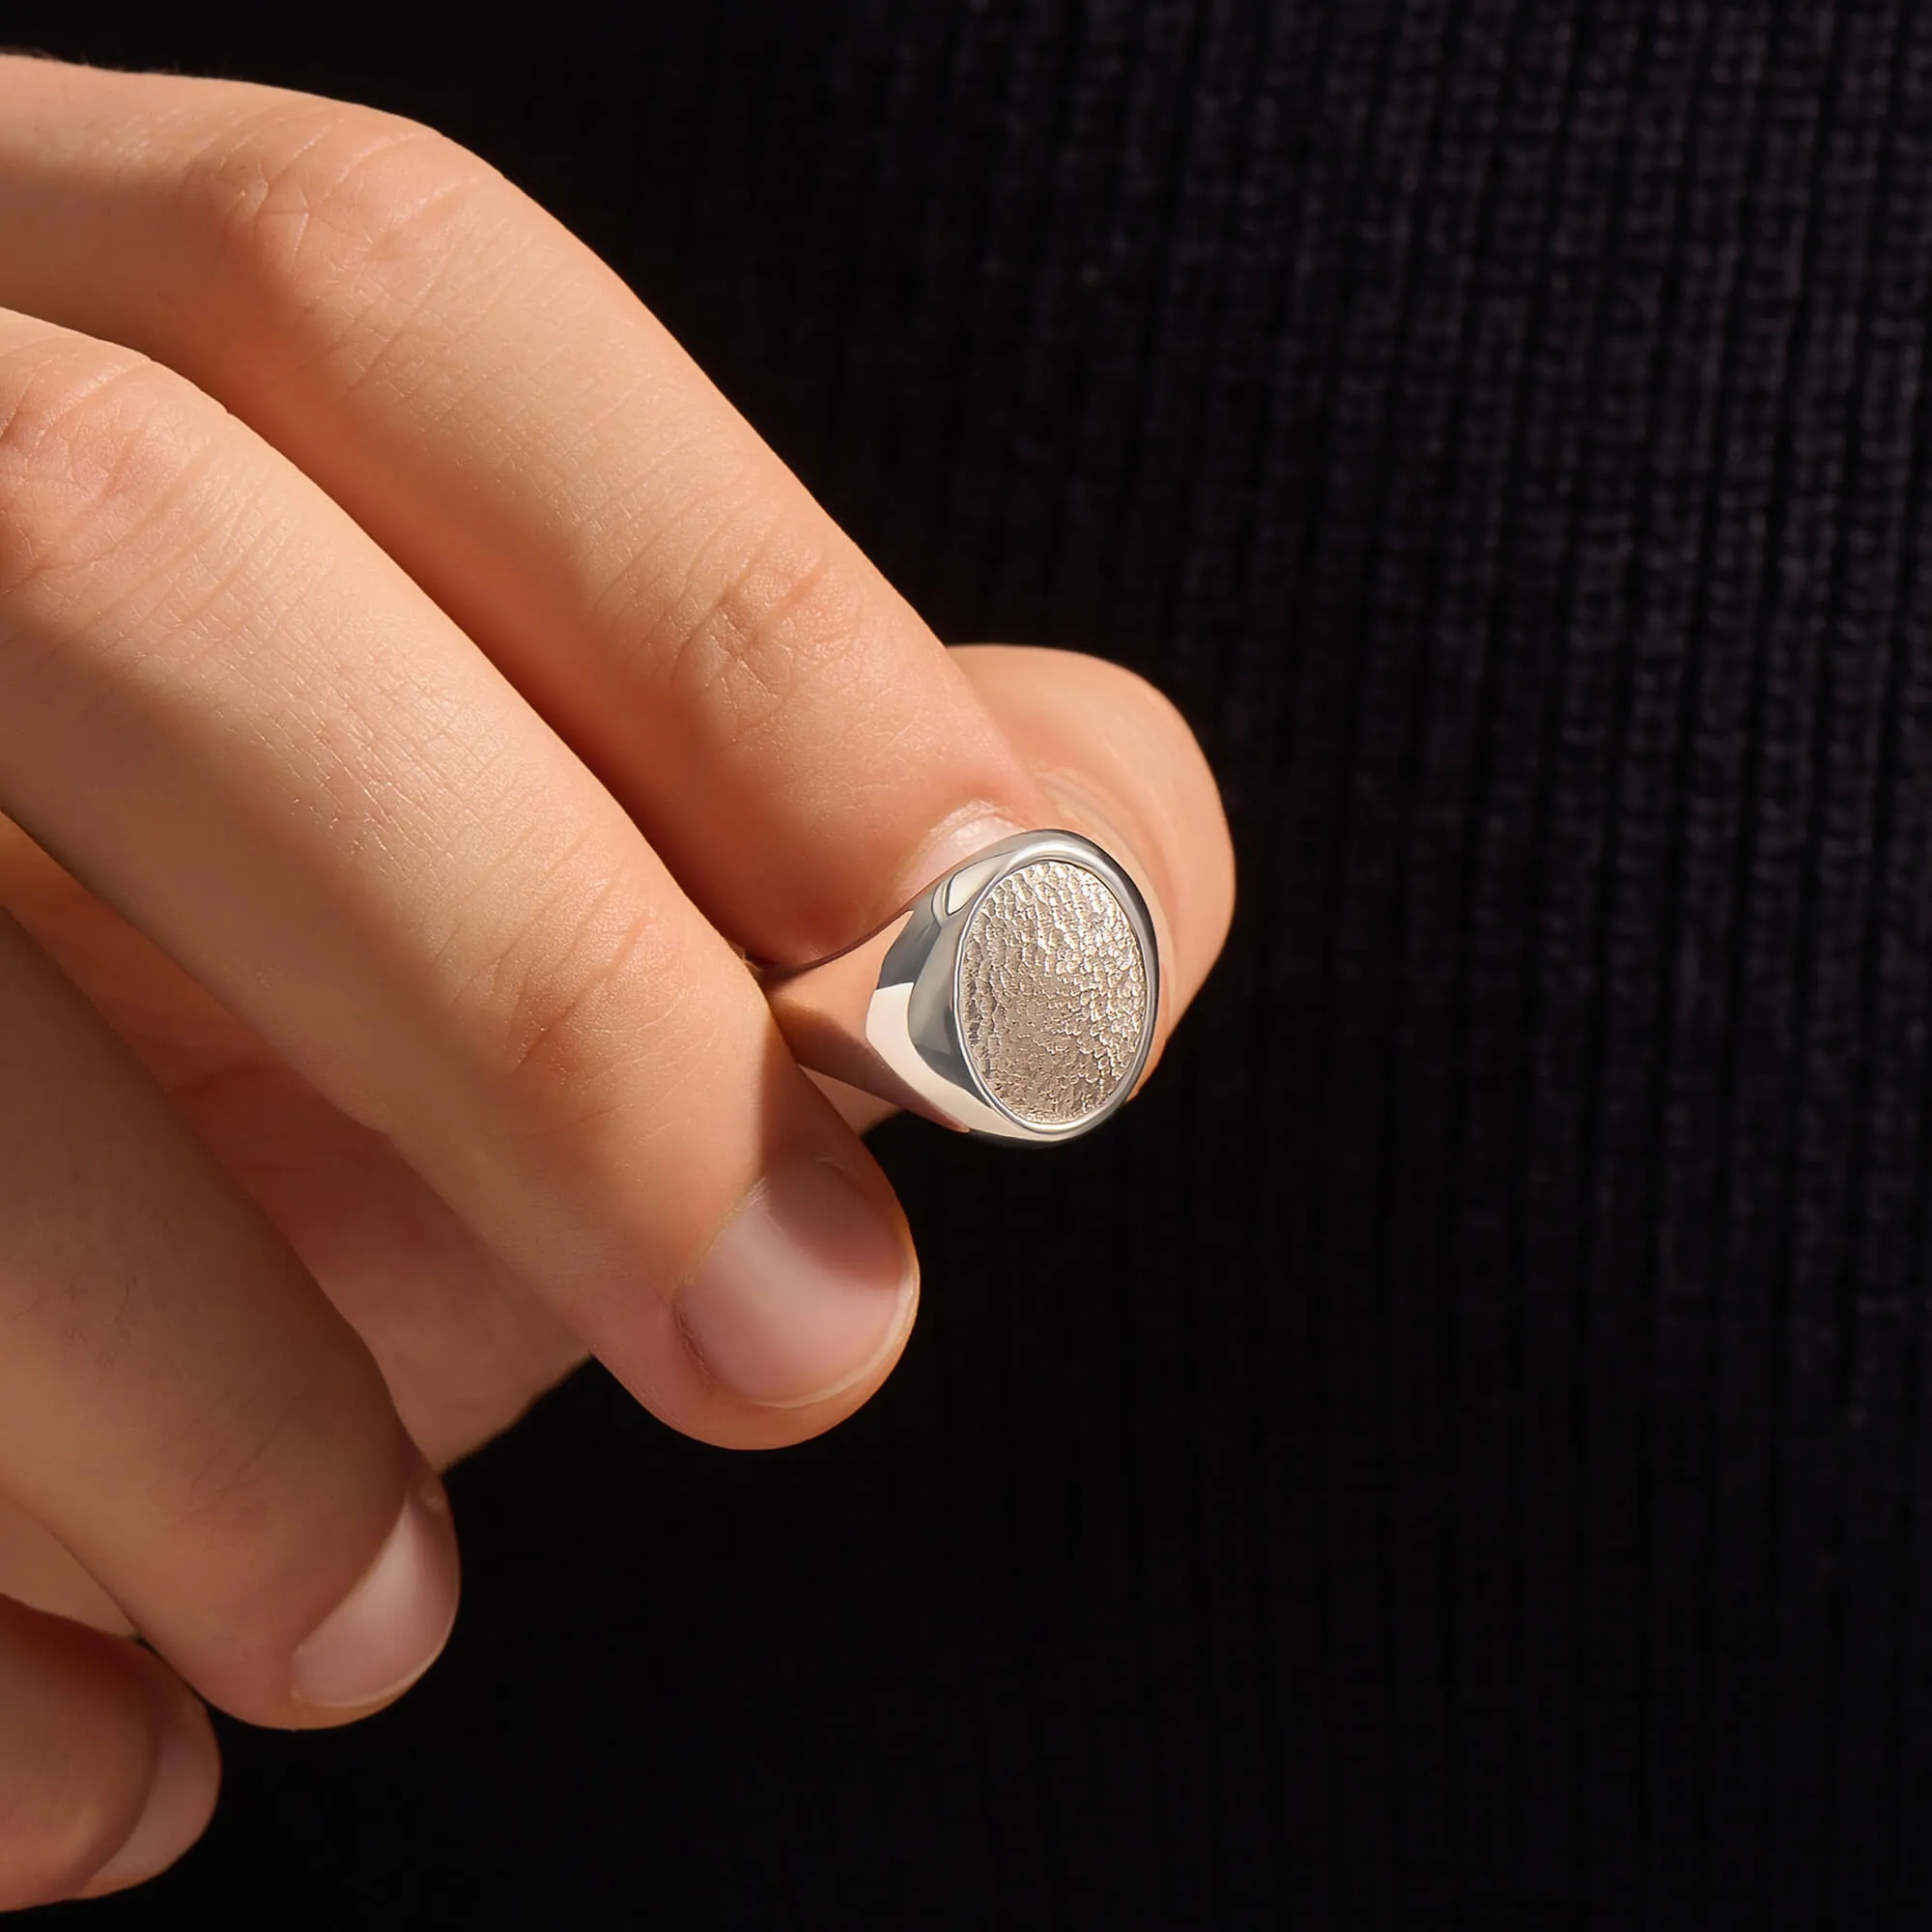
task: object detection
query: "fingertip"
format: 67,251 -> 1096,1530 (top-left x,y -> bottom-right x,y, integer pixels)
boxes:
75,1684 -> 220,1898
286,1475 -> 460,1720
674,1154 -> 920,1412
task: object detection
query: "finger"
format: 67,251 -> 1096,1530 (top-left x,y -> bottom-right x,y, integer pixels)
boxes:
0,910 -> 459,1726
0,311 -> 915,1445
0,1490 -> 128,1634
0,810 -> 592,1478
0,57 -> 1058,966
0,1594 -> 218,1908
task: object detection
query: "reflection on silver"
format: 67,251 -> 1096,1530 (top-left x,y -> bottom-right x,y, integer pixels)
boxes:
759,829 -> 1160,1145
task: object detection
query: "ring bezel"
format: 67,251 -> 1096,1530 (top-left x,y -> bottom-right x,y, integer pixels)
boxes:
866,828 -> 1160,1145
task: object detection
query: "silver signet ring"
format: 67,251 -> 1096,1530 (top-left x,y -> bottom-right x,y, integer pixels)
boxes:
757,829 -> 1161,1145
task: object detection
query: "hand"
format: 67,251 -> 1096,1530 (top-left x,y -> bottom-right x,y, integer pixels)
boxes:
0,56 -> 1234,1906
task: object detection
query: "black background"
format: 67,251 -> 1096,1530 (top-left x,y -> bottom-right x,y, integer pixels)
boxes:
17,3 -> 1932,1925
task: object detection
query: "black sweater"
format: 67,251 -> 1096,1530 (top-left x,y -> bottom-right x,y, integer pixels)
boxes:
36,3 -> 1932,1925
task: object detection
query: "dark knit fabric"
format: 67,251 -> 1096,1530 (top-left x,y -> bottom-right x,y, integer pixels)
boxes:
25,2 -> 1932,1924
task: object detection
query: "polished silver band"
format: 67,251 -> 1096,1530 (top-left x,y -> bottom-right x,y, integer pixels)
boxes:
759,828 -> 1161,1145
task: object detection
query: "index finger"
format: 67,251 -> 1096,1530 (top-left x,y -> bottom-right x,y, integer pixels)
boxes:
0,56 -> 1059,968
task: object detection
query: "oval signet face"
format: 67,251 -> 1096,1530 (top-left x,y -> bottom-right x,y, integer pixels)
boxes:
957,859 -> 1151,1128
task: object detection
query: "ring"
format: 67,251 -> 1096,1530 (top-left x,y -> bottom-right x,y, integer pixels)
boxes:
758,828 -> 1161,1145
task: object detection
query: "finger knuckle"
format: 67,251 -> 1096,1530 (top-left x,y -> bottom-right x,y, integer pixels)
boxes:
0,340 -> 211,611
177,101 -> 508,353
164,1371 -> 315,1558
459,866 -> 701,1144
135,1354 -> 401,1653
653,511 -> 870,750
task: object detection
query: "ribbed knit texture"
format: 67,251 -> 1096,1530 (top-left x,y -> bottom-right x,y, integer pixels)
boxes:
32,3 -> 1932,1925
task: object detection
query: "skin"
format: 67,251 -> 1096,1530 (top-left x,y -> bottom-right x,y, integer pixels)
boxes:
0,55 -> 1235,1907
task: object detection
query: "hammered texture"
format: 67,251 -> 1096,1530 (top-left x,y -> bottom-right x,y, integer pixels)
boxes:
958,860 -> 1150,1126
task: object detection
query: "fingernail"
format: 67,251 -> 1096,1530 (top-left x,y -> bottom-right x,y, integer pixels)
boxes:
290,1484 -> 460,1710
677,1155 -> 918,1408
81,1714 -> 219,1896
